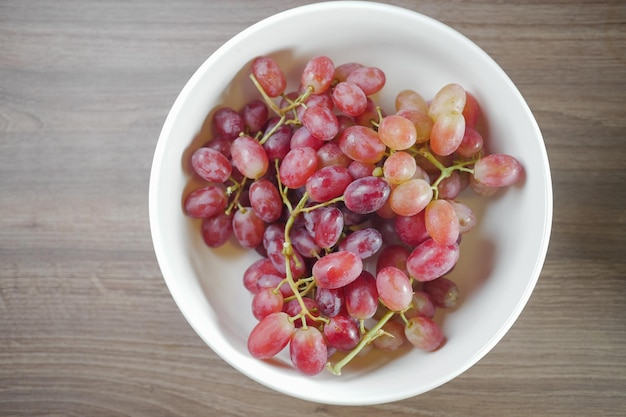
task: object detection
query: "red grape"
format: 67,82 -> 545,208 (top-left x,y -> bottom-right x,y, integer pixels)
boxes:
247,311 -> 294,359
312,251 -> 363,289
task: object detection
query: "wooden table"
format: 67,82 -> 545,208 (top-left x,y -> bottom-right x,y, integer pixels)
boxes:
1,1 -> 625,415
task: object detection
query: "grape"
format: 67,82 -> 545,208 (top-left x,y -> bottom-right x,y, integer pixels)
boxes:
473,153 -> 523,187
324,314 -> 360,351
301,55 -> 335,94
290,126 -> 324,150
424,199 -> 460,246
290,226 -> 321,258
232,207 -> 266,248
257,273 -> 293,298
373,320 -> 406,351
230,135 -> 269,180
312,206 -> 344,249
262,123 -> 292,161
251,56 -> 287,98
393,211 -> 430,247
316,142 -> 351,169
338,125 -> 386,164
201,212 -> 233,248
183,185 -> 227,218
404,316 -> 444,352
265,232 -> 307,279
243,257 -> 283,294
395,109 -> 433,145
249,179 -> 282,223
343,176 -> 391,214
252,287 -> 284,320
469,173 -> 499,196
456,126 -> 484,158
297,93 -> 334,121
378,114 -> 417,150
305,165 -> 352,203
344,270 -> 378,319
423,277 -> 459,309
462,91 -> 481,129
428,83 -> 466,121
204,135 -> 232,159
376,266 -> 413,312
315,287 -> 344,318
347,160 -> 375,179
191,147 -> 232,183
279,146 -> 318,189
283,297 -> 320,328
302,104 -> 339,141
388,178 -> 432,217
353,97 -> 380,127
333,62 -> 363,82
376,244 -> 410,275
247,311 -> 294,359
406,238 -> 460,282
449,200 -> 477,234
430,110 -> 465,156
345,66 -> 386,95
241,99 -> 269,134
403,291 -> 436,319
312,251 -> 363,289
332,81 -> 368,116
337,227 -> 383,259
290,327 -> 328,376
212,107 -> 245,139
395,89 -> 428,113
383,150 -> 417,185
437,171 -> 462,200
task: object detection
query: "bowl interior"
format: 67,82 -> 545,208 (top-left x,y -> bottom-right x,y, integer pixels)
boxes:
149,1 -> 552,406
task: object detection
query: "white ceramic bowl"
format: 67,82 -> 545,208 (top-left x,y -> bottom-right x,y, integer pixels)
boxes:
149,1 -> 552,406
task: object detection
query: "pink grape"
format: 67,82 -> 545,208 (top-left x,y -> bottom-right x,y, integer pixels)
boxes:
388,178 -> 432,217
396,109 -> 433,144
265,231 -> 307,279
430,110 -> 466,156
290,126 -> 324,150
290,327 -> 328,375
201,212 -> 233,248
376,244 -> 410,275
252,287 -> 284,320
241,99 -> 269,134
256,273 -> 293,298
425,199 -> 460,246
338,125 -> 386,164
212,107 -> 245,139
262,122 -> 292,161
428,83 -> 466,121
449,200 -> 477,234
191,147 -> 232,183
333,62 -> 363,82
353,97 -> 380,127
312,206 -> 344,249
301,55 -> 335,94
378,114 -> 417,150
383,150 -> 417,185
473,153 -> 523,187
337,227 -> 383,259
316,142 -> 351,169
373,320 -> 406,351
462,91 -> 481,129
183,185 -> 227,218
423,277 -> 459,309
230,135 -> 269,180
279,146 -> 318,189
204,135 -> 232,159
283,297 -> 320,328
437,171 -> 462,200
290,226 -> 321,258
347,160 -> 375,179
344,270 -> 378,319
243,257 -> 282,294
393,211 -> 430,247
395,89 -> 428,113
232,207 -> 266,248
249,179 -> 282,223
312,251 -> 363,289
324,314 -> 360,351
376,266 -> 413,311
345,66 -> 385,95
404,316 -> 444,351
332,81 -> 368,116
302,104 -> 339,141
456,127 -> 484,158
247,311 -> 294,359
403,291 -> 436,319
251,56 -> 287,98
469,173 -> 499,196
315,287 -> 344,318
343,176 -> 391,214
305,165 -> 353,202
406,238 -> 460,282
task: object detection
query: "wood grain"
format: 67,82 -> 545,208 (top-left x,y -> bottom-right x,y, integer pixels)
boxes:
1,0 -> 625,415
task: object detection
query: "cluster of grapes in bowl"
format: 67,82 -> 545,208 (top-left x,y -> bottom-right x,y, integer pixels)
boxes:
182,55 -> 523,376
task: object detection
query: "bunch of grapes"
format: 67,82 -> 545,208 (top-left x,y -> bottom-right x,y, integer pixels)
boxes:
182,55 -> 523,376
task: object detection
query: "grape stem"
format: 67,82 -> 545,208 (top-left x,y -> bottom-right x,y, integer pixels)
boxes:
326,309 -> 396,376
415,147 -> 478,200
